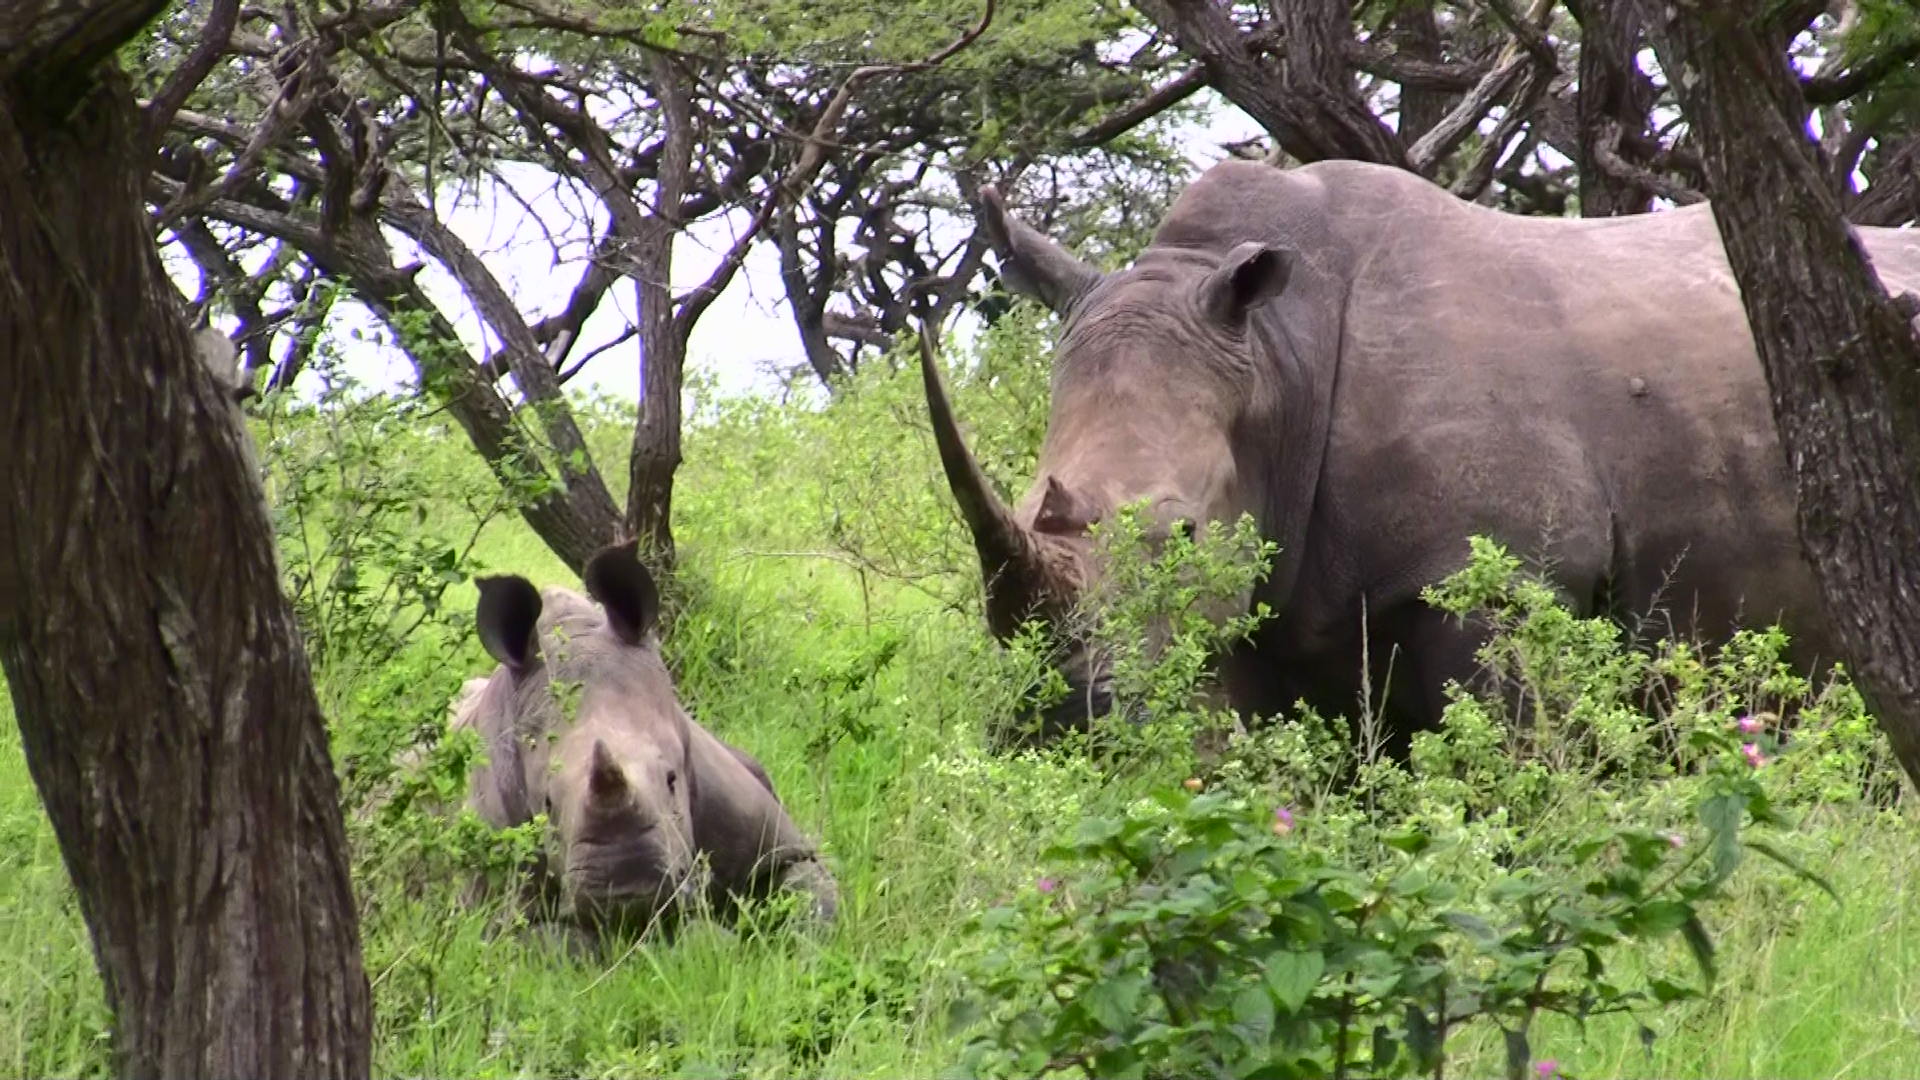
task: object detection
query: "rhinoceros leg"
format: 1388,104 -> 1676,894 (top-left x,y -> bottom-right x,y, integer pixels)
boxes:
1395,573 -> 1602,745
771,856 -> 839,926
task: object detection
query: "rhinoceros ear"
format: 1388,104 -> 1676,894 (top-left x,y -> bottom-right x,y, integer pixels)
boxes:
1198,241 -> 1293,328
476,575 -> 542,671
979,184 -> 1103,316
584,540 -> 660,646
1033,475 -> 1095,534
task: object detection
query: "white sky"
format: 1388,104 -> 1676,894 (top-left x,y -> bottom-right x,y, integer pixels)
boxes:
182,94 -> 1265,405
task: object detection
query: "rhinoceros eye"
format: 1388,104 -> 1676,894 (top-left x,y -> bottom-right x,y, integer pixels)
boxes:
666,769 -> 679,796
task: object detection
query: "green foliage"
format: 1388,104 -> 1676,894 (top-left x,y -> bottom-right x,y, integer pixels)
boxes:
1835,1 -> 1920,156
0,336 -> 1915,1079
996,502 -> 1277,767
1085,507 -> 1276,729
1417,536 -> 1902,811
954,538 -> 1888,1080
259,350 -> 510,809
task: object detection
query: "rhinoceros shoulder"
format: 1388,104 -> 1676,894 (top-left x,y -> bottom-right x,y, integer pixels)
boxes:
723,741 -> 776,796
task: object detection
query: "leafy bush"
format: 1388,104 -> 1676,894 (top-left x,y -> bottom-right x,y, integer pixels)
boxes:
255,349 -> 557,920
955,538 -> 1874,1080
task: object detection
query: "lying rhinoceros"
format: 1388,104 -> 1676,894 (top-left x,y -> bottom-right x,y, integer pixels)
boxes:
448,542 -> 836,934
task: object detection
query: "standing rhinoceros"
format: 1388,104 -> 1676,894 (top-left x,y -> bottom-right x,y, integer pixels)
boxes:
449,542 -> 836,934
925,157 -> 1920,752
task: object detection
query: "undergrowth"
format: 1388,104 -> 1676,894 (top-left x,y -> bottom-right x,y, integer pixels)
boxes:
0,322 -> 1914,1079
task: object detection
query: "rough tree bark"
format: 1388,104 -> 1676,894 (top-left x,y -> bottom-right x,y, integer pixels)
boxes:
1389,2 -> 1452,143
1132,0 -> 1411,168
1568,0 -> 1657,216
1664,1 -> 1920,788
0,4 -> 372,1077
625,52 -> 702,566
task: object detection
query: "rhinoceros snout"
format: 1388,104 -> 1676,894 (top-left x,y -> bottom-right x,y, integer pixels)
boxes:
563,831 -> 688,902
998,676 -> 1118,747
563,867 -> 694,927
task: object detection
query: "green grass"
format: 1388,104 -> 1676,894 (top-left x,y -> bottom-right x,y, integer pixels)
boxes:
1444,812 -> 1920,1078
0,691 -> 114,1079
4,349 -> 1920,1077
7,662 -> 1920,1078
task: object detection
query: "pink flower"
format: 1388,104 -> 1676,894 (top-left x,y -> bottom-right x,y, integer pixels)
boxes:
1272,806 -> 1295,837
1535,1060 -> 1560,1080
1035,877 -> 1058,894
1741,742 -> 1767,768
1665,831 -> 1685,849
1736,714 -> 1764,735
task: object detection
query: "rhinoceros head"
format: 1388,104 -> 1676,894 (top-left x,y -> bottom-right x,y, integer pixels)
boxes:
924,185 -> 1294,736
468,543 -> 699,929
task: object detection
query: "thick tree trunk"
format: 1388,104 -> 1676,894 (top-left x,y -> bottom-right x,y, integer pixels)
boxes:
1570,0 -> 1657,216
1389,2 -> 1450,144
1132,0 -> 1411,168
628,237 -> 684,567
1665,3 -> 1920,789
0,37 -> 371,1080
1276,0 -> 1408,164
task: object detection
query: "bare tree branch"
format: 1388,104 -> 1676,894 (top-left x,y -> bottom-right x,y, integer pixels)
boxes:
1072,64 -> 1208,148
1407,37 -> 1534,172
676,0 -> 996,336
1593,115 -> 1705,204
1804,33 -> 1920,104
1134,0 -> 1411,166
141,0 -> 239,148
0,0 -> 167,87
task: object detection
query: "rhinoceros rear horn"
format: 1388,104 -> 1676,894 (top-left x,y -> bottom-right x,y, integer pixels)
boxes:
1198,241 -> 1294,327
978,184 -> 1102,316
918,329 -> 1051,639
584,540 -> 660,646
476,575 -> 542,671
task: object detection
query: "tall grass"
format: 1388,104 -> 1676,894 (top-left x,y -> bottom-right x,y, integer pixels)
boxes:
2,330 -> 1918,1078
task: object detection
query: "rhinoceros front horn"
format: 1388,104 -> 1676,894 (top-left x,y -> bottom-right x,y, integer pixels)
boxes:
918,329 -> 1053,640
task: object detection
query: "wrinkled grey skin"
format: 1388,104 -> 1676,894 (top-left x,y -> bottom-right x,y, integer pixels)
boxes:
452,543 -> 836,935
928,158 -> 1920,752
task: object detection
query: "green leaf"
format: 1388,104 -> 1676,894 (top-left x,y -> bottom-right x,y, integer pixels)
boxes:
1441,910 -> 1498,945
1404,1004 -> 1441,1073
1239,1062 -> 1312,1080
1264,950 -> 1325,1013
1382,828 -> 1432,855
1073,816 -> 1125,848
1233,984 -> 1276,1047
1699,792 -> 1747,884
1082,972 -> 1148,1033
1679,913 -> 1718,984
1372,1024 -> 1400,1072
1580,946 -> 1605,979
1650,977 -> 1697,1004
1746,840 -> 1840,902
1624,900 -> 1692,936
944,996 -> 986,1034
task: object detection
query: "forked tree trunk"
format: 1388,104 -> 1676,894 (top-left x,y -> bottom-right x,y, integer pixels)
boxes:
0,18 -> 371,1080
627,245 -> 685,569
1665,2 -> 1920,789
1570,0 -> 1657,217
